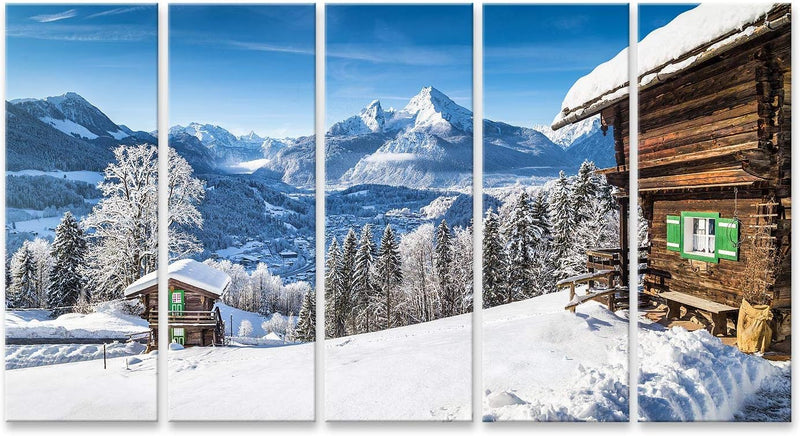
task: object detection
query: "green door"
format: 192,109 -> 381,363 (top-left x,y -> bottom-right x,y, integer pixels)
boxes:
170,289 -> 184,315
171,327 -> 185,345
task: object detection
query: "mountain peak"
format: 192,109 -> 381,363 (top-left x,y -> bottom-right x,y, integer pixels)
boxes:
402,86 -> 472,134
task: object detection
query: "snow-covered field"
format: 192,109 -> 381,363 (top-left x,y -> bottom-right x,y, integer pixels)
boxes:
7,169 -> 104,185
169,344 -> 314,420
326,312 -> 472,421
638,323 -> 791,422
483,290 -> 629,421
4,352 -> 157,420
5,301 -> 149,339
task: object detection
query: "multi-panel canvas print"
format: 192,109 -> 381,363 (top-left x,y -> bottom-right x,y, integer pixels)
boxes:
167,4 -> 316,420
635,3 -> 791,421
324,4 -> 474,421
2,1 -> 793,425
482,4 -> 630,421
4,4 -> 158,420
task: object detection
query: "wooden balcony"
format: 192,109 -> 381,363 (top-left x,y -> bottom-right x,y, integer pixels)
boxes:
147,310 -> 221,327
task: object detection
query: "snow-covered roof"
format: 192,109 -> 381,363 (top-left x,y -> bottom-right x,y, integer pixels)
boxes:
552,3 -> 788,129
123,259 -> 231,297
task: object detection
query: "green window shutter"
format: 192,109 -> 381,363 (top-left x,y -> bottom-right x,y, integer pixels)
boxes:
716,218 -> 739,261
666,215 -> 681,251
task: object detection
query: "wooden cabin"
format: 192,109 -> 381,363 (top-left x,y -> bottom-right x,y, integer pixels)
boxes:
552,4 -> 791,337
124,259 -> 231,349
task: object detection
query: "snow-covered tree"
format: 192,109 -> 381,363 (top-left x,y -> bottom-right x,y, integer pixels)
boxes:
47,212 -> 87,316
83,144 -> 159,301
352,224 -> 377,333
295,289 -> 316,342
168,147 -> 206,260
251,262 -> 282,315
339,229 -> 358,334
399,223 -> 436,323
504,191 -> 537,301
374,224 -> 402,330
549,171 -> 582,280
324,238 -> 343,338
451,225 -> 473,314
435,220 -> 457,317
28,238 -> 54,309
483,208 -> 506,308
238,319 -> 253,337
8,241 -> 38,308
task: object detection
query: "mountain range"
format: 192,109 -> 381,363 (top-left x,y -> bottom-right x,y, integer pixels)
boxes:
6,88 -> 614,190
168,86 -> 614,189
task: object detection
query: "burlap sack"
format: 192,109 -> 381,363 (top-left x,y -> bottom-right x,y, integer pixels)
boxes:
736,299 -> 773,354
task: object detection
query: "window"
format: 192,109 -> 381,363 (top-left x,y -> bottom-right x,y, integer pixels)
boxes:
686,216 -> 715,257
666,212 -> 739,262
172,292 -> 182,304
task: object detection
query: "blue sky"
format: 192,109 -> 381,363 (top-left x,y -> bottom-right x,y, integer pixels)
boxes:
484,4 -> 628,127
639,4 -> 698,39
6,5 -> 157,132
326,5 -> 472,128
170,5 -> 315,138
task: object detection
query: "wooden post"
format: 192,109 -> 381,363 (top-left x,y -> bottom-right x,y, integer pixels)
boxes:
103,343 -> 107,370
618,196 -> 629,287
569,283 -> 576,313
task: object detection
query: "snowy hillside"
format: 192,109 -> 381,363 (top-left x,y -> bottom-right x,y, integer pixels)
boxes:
326,310 -> 471,420
483,290 -> 629,421
533,115 -> 602,149
169,344 -> 314,420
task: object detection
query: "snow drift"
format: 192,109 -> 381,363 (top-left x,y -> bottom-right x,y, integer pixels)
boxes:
638,325 -> 790,421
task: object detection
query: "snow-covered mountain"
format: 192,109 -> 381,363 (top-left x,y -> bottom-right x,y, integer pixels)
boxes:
533,115 -> 603,150
11,92 -> 130,140
327,86 -> 474,189
169,123 -> 268,163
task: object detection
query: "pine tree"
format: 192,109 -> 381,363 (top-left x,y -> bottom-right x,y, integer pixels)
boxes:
324,238 -> 342,338
375,224 -> 402,330
9,242 -> 38,308
549,171 -> 582,280
47,212 -> 88,316
530,191 -> 550,240
295,290 -> 316,342
435,220 -> 456,317
504,192 -> 536,301
572,160 -> 599,220
352,224 -> 376,333
483,209 -> 507,308
338,229 -> 358,335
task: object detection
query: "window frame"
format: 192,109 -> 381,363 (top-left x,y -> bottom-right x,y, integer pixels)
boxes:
679,211 -> 721,263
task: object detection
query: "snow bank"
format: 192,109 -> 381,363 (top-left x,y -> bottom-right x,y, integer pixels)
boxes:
326,311 -> 471,421
169,344 -> 314,420
638,326 -> 788,421
6,341 -> 146,369
553,3 -> 778,128
5,352 -> 156,420
5,300 -> 149,339
483,290 -> 629,421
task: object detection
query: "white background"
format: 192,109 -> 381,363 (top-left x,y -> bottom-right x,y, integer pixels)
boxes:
0,0 -> 796,433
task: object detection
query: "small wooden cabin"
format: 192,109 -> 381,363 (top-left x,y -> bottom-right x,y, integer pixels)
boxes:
552,4 -> 791,336
124,259 -> 231,349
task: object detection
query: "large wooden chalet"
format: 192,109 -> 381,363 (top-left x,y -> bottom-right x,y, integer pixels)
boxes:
553,4 -> 791,339
124,259 -> 231,350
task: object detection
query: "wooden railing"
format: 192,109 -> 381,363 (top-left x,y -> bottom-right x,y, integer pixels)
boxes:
147,309 -> 220,326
